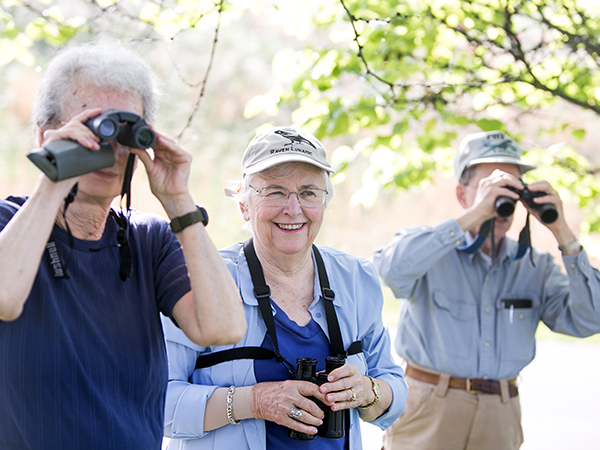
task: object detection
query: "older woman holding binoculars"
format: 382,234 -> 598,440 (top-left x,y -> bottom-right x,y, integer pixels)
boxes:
162,126 -> 408,450
0,43 -> 245,450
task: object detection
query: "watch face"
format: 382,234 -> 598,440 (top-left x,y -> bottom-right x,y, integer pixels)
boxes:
373,379 -> 381,399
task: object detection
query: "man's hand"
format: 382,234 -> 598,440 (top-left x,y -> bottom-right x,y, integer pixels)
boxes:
524,181 -> 578,248
457,169 -> 523,233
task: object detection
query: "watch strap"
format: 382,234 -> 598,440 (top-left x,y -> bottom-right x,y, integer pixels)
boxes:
558,237 -> 582,255
170,205 -> 209,233
360,375 -> 381,409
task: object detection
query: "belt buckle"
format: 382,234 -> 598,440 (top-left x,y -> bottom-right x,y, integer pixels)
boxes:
466,378 -> 481,394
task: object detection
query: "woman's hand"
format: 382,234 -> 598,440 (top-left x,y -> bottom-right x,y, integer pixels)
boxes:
41,108 -> 102,151
251,380 -> 326,435
131,129 -> 194,216
318,364 -> 373,411
38,108 -> 105,194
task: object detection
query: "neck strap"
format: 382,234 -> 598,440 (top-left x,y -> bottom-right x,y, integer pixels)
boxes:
457,217 -> 530,263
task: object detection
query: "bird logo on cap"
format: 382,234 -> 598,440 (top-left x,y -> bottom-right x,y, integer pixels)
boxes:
274,130 -> 317,149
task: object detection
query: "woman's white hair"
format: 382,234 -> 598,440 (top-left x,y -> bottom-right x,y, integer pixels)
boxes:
229,162 -> 335,232
32,42 -> 159,130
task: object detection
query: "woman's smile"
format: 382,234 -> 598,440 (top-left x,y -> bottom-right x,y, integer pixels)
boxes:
276,223 -> 305,232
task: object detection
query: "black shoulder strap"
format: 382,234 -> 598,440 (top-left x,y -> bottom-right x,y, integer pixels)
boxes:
3,195 -> 69,279
193,239 -> 362,371
120,154 -> 136,211
312,245 -> 362,358
242,238 -> 295,375
313,244 -> 351,357
4,195 -> 27,210
195,346 -> 277,370
243,239 -> 278,349
109,209 -> 133,281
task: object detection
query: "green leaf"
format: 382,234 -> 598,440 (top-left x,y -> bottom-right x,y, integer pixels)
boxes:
572,128 -> 586,141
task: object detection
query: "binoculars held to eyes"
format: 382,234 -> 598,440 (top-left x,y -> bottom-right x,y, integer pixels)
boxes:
288,356 -> 346,441
27,109 -> 156,182
495,183 -> 558,224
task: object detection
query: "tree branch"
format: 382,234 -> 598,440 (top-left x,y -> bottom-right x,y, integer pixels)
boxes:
176,0 -> 224,140
538,6 -> 600,64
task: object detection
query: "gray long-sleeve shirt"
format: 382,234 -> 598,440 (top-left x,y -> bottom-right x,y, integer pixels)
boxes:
372,218 -> 600,379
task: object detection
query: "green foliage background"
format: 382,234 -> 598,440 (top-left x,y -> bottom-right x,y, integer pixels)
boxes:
250,0 -> 600,233
1,4 -> 600,448
1,0 -> 600,349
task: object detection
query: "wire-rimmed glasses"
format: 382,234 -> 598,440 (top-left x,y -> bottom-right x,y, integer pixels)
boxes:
249,185 -> 328,208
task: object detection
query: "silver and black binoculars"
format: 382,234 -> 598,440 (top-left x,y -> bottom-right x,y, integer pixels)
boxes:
27,109 -> 156,182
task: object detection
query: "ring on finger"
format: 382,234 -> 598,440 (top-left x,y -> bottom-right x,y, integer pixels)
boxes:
349,388 -> 357,402
289,406 -> 302,421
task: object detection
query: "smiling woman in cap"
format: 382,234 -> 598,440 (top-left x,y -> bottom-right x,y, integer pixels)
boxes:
161,125 -> 408,450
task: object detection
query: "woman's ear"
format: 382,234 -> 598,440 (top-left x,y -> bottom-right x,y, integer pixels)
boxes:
239,202 -> 250,221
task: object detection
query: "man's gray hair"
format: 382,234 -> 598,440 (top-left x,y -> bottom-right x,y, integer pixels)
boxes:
32,42 -> 160,130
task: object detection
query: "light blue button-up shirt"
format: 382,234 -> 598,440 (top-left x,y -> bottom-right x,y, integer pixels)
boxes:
372,218 -> 600,380
163,242 -> 408,450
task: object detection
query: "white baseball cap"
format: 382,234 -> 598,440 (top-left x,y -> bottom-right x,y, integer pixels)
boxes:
454,130 -> 536,180
242,125 -> 334,176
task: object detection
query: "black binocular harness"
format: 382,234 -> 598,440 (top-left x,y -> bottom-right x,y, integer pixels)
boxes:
193,238 -> 363,377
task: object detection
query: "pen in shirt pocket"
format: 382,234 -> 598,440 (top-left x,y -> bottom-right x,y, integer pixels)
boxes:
502,299 -> 533,325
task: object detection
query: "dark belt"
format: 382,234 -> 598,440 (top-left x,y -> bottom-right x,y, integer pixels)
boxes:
406,365 -> 519,398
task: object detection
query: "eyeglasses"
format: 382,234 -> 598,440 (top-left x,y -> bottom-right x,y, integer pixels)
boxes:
249,185 -> 328,208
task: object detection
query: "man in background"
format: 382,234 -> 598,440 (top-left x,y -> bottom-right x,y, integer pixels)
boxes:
373,130 -> 600,450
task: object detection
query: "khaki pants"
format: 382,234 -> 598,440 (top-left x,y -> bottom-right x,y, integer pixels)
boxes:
383,368 -> 523,450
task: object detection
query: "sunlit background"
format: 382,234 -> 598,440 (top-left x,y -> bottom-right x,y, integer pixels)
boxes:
1,1 -> 600,448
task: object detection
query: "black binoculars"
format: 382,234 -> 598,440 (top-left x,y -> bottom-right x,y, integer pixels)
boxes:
27,109 -> 156,182
495,184 -> 558,224
288,356 -> 346,440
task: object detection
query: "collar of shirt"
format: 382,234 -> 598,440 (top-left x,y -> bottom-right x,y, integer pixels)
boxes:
233,243 -> 340,312
463,231 -> 520,268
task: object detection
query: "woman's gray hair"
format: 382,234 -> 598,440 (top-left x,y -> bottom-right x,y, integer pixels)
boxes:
32,42 -> 159,130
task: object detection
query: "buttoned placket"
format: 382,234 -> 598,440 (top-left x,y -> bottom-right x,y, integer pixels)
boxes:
479,262 -> 496,379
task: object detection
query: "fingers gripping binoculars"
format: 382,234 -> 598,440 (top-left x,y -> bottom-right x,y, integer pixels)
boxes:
27,109 -> 156,182
495,183 -> 558,224
288,356 -> 346,441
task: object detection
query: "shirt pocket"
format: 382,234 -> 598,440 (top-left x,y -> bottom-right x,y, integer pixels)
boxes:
430,290 -> 477,360
496,294 -> 540,364
432,289 -> 477,321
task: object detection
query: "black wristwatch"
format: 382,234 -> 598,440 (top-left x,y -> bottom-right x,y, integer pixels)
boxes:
169,205 -> 209,233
